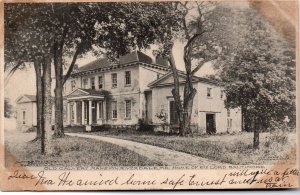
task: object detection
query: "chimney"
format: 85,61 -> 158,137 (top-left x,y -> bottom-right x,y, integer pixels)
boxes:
155,56 -> 169,67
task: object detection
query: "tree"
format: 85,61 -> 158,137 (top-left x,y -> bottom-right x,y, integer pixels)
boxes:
4,98 -> 13,118
50,2 -> 183,137
217,5 -> 296,149
5,3 -> 57,153
5,2 -> 183,149
157,2 -> 219,136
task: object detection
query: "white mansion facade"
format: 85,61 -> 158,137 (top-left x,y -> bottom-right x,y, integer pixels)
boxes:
17,51 -> 241,134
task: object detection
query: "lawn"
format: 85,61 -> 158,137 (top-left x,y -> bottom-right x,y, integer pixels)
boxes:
88,129 -> 297,165
5,129 -> 164,167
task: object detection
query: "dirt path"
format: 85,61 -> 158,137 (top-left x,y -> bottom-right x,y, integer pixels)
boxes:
66,133 -> 230,166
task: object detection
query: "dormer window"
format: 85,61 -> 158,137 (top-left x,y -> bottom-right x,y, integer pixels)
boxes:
91,77 -> 95,89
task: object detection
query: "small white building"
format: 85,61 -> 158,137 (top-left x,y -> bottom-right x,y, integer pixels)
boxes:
15,95 -> 37,131
148,71 -> 242,134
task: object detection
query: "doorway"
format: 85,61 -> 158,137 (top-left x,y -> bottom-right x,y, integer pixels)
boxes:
169,101 -> 179,125
206,113 -> 216,134
92,101 -> 97,124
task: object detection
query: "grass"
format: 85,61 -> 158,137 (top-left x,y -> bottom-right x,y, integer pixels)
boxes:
88,129 -> 296,165
5,130 -> 164,167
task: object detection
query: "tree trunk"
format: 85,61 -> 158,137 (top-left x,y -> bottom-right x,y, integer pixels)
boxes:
168,50 -> 184,136
253,119 -> 260,150
53,46 -> 65,138
32,59 -> 44,142
42,57 -> 53,155
182,87 -> 196,135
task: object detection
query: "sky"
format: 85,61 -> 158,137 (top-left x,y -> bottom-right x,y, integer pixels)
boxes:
4,1 -> 249,106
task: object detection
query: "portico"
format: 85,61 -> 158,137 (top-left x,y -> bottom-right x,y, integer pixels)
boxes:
66,88 -> 107,126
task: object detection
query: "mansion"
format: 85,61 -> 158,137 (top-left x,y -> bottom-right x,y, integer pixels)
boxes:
17,51 -> 242,134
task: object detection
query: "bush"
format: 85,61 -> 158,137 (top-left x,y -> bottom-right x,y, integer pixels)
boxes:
26,126 -> 37,133
92,124 -> 111,131
137,119 -> 154,132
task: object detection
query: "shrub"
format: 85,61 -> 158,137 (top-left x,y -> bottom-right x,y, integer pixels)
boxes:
26,126 -> 36,133
137,119 -> 154,132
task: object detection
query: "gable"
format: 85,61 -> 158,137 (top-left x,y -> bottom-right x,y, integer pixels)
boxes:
16,95 -> 35,104
148,72 -> 199,88
159,74 -> 186,85
66,88 -> 89,98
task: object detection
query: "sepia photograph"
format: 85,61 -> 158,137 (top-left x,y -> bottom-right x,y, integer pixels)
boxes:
1,0 -> 299,191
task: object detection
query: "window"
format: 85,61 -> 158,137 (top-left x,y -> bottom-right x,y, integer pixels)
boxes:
83,78 -> 88,89
111,101 -> 117,119
71,80 -> 76,91
91,77 -> 95,89
227,119 -> 232,130
22,111 -> 26,124
125,71 -> 131,86
227,109 -> 231,117
125,100 -> 131,118
98,76 -> 103,89
207,87 -> 212,98
112,73 -> 117,88
220,90 -> 224,99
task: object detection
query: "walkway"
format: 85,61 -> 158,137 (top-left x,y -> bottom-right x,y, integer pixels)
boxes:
66,133 -> 230,166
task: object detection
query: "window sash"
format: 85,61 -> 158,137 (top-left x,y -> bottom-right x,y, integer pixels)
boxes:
112,74 -> 117,88
207,88 -> 212,97
83,79 -> 88,89
22,111 -> 26,124
91,78 -> 95,89
71,81 -> 76,91
112,101 -> 117,119
125,100 -> 131,118
98,76 -> 103,89
227,109 -> 231,117
125,71 -> 131,85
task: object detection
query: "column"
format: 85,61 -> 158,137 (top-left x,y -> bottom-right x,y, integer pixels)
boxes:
88,100 -> 92,125
67,102 -> 70,125
96,101 -> 99,123
103,100 -> 106,122
74,102 -> 77,125
82,101 -> 85,125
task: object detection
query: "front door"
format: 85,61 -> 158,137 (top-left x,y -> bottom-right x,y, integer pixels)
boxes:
92,101 -> 97,124
169,101 -> 179,125
206,113 -> 216,134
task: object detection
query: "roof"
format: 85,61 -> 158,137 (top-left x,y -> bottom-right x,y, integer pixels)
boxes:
148,71 -> 219,88
77,58 -> 111,72
65,88 -> 108,100
16,95 -> 36,103
23,95 -> 36,101
72,51 -> 169,76
119,51 -> 153,64
79,88 -> 108,96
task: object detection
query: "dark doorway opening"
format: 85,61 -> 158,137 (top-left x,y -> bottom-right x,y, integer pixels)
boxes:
206,113 -> 216,134
92,101 -> 97,124
169,101 -> 179,125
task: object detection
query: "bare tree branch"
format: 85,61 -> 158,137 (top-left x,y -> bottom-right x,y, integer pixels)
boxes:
62,42 -> 83,84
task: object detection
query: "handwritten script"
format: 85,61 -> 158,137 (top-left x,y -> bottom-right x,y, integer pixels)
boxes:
7,168 -> 299,189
